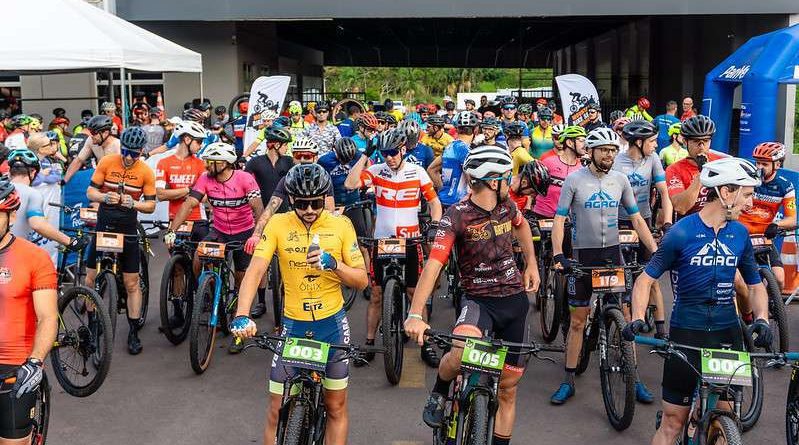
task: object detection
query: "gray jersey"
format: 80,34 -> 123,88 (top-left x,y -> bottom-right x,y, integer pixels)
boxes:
611,152 -> 666,220
556,167 -> 640,249
10,182 -> 46,245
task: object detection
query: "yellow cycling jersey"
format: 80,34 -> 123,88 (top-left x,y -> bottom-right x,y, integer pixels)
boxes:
253,210 -> 365,321
511,145 -> 534,176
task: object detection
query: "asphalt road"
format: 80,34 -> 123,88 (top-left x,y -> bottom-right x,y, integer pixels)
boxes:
48,239 -> 796,445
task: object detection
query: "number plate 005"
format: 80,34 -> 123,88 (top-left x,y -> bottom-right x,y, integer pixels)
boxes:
281,337 -> 330,371
460,339 -> 507,376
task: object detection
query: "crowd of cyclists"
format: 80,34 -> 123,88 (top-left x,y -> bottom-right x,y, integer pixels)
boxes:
0,89 -> 797,445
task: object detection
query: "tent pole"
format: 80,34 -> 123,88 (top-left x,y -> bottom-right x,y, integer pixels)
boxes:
108,70 -> 114,106
120,67 -> 128,127
199,72 -> 204,102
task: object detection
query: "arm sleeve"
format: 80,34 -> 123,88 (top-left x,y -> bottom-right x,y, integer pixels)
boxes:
783,183 -> 796,219
620,177 -> 640,215
26,188 -> 46,219
555,176 -> 576,217
243,172 -> 262,202
739,237 -> 762,286
428,209 -> 458,264
188,173 -> 208,201
89,157 -> 108,189
31,249 -> 58,291
652,154 -> 666,183
340,219 -> 365,268
165,132 -> 180,149
252,218 -> 278,260
509,201 -> 524,227
665,164 -> 686,197
418,166 -> 438,202
359,166 -> 375,188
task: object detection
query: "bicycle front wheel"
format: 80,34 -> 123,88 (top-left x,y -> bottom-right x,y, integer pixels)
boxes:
706,413 -> 743,445
600,308 -> 635,431
279,398 -> 309,445
540,270 -> 563,343
159,254 -> 194,345
786,366 -> 799,445
51,286 -> 113,397
382,277 -> 404,385
189,275 -> 218,374
462,392 -> 490,445
762,267 -> 789,353
95,270 -> 119,339
739,318 -> 764,431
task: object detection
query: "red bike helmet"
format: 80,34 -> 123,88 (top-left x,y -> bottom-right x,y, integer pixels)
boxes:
637,97 -> 651,110
357,113 -> 379,131
752,142 -> 786,162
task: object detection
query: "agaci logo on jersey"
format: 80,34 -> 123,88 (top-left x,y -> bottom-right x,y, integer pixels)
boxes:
584,190 -> 618,209
690,239 -> 738,267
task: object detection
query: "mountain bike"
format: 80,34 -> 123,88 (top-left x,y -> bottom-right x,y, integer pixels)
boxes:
425,329 -> 563,445
189,240 -> 243,374
157,220 -> 199,345
334,199 -> 374,311
749,233 -> 789,353
616,228 -> 657,332
567,261 -> 639,430
243,332 -> 382,445
0,371 -> 50,445
532,217 -> 571,343
359,236 -> 425,385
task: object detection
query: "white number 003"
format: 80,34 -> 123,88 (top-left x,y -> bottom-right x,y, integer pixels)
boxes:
288,345 -> 323,362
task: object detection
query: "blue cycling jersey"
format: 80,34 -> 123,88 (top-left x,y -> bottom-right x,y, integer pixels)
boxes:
318,151 -> 361,206
167,131 -> 218,151
654,113 -> 680,150
337,118 -> 354,138
438,139 -> 470,207
645,213 -> 761,331
404,143 -> 435,168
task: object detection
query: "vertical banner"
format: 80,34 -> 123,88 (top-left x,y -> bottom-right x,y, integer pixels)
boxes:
555,74 -> 601,126
243,76 -> 291,150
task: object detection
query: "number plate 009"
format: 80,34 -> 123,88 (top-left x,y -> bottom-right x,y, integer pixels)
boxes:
700,348 -> 752,386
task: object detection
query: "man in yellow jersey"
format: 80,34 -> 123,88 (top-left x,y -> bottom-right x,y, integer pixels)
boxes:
422,115 -> 454,157
230,163 -> 368,445
506,121 -> 533,176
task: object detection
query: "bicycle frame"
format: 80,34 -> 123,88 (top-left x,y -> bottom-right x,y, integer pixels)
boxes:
197,256 -> 232,329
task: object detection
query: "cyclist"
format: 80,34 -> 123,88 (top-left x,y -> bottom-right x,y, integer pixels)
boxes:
531,125 -> 586,220
0,179 -> 59,445
344,128 -> 443,368
499,96 -> 531,150
64,115 -> 121,183
100,101 -> 123,136
421,115 -> 454,158
509,159 -> 551,213
303,101 -> 341,156
529,107 -> 554,159
506,121 -> 533,176
582,101 -> 606,132
614,120 -> 672,338
654,101 -> 680,150
659,122 -> 689,167
287,101 -> 309,145
405,145 -> 540,445
427,112 -> 477,208
230,101 -> 249,155
244,109 -> 281,159
476,116 -> 502,147
352,114 -> 379,153
540,123 -> 565,161
230,164 -> 367,445
85,127 -> 157,355
666,115 -> 724,217
517,103 -> 533,128
550,127 -> 658,405
625,97 -> 654,122
624,157 -> 770,445
4,114 -> 34,151
549,100 -> 564,125
398,120 -> 435,169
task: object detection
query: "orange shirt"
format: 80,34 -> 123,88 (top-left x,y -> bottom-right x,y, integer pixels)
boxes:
155,154 -> 205,220
0,237 -> 58,365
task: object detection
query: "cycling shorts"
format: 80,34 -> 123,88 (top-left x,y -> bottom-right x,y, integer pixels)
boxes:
371,243 -> 423,288
188,220 -> 211,243
567,246 -> 627,308
203,228 -> 253,272
662,325 -> 744,406
269,309 -> 350,394
0,365 -> 38,440
343,205 -> 371,239
454,292 -> 530,372
767,246 -> 783,268
618,217 -> 652,264
87,218 -> 140,274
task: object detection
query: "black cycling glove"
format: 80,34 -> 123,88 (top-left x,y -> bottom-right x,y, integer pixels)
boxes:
748,319 -> 773,349
622,319 -> 646,342
764,223 -> 781,240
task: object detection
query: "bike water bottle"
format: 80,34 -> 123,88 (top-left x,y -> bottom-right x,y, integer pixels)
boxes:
308,234 -> 321,269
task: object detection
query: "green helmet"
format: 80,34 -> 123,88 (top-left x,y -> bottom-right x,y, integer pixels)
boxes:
667,122 -> 682,137
558,125 -> 587,143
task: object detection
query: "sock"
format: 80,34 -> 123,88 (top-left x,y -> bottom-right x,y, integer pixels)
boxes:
257,287 -> 266,304
655,320 -> 665,336
432,374 -> 451,395
564,367 -> 576,385
492,435 -> 511,445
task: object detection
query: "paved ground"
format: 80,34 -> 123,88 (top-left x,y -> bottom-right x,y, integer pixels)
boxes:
48,240 -> 796,444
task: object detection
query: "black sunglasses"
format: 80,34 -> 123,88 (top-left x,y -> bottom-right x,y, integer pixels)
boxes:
293,198 -> 325,210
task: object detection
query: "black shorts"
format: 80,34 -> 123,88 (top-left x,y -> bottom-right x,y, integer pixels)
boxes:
567,246 -> 626,308
618,218 -> 652,263
769,246 -> 784,268
0,365 -> 37,440
189,220 -> 211,243
204,228 -> 253,272
371,243 -> 423,288
453,293 -> 530,369
87,219 -> 140,274
662,325 -> 744,406
343,206 -> 371,239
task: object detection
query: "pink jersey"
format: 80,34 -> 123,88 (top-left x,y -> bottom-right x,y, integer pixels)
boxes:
532,155 -> 581,218
189,170 -> 261,235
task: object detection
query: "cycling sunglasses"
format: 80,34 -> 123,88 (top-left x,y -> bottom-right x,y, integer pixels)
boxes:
502,105 -> 517,110
475,173 -> 512,184
293,151 -> 316,161
293,198 -> 325,210
379,148 -> 401,158
121,147 -> 142,159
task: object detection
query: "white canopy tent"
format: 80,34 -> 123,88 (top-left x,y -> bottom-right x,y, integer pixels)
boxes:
0,0 -> 203,121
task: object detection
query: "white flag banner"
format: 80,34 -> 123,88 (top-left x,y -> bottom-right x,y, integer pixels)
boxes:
243,75 -> 291,149
555,74 -> 601,126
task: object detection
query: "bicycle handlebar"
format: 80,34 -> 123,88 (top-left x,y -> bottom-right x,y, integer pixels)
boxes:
424,329 -> 564,354
357,236 -> 427,246
242,332 -> 385,364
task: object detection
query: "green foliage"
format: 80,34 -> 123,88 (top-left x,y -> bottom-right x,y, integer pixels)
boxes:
324,67 -> 552,104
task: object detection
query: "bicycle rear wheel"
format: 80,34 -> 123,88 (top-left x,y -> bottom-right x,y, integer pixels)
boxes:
540,270 -> 563,343
762,267 -> 789,352
599,308 -> 635,431
382,277 -> 404,385
51,286 -> 113,397
787,366 -> 799,445
138,248 -> 150,325
159,254 -> 194,345
462,392 -> 490,445
189,275 -> 218,374
30,375 -> 50,445
95,270 -> 119,338
706,413 -> 743,445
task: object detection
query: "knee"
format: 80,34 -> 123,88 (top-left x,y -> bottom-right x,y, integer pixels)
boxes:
659,411 -> 687,438
569,313 -> 586,331
325,396 -> 347,419
497,383 -> 518,406
123,275 -> 139,293
267,399 -> 281,425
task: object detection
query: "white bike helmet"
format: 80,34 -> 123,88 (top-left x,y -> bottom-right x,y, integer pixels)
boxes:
551,123 -> 565,136
100,101 -> 116,112
175,121 -> 206,139
586,127 -> 620,149
464,145 -> 512,180
700,158 -> 761,188
200,142 -> 238,164
292,137 -> 319,154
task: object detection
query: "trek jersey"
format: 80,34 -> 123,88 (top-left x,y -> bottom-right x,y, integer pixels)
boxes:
645,213 -> 761,330
0,237 -> 58,365
430,199 -> 525,298
556,167 -> 639,249
155,154 -> 206,220
533,155 -> 581,218
438,139 -> 470,207
253,210 -> 365,321
358,161 -> 437,238
739,171 -> 796,234
529,126 -> 555,159
189,170 -> 260,235
654,113 -> 680,149
318,151 -> 361,206
611,152 -> 666,219
91,154 -> 157,223
665,153 -> 723,215
9,183 -> 46,246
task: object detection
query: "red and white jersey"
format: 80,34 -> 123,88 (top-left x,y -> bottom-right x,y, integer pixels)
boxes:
360,161 -> 437,238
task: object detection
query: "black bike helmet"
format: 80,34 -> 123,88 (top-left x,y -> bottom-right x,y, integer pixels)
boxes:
374,111 -> 389,123
537,107 -> 554,120
87,115 -> 113,133
120,127 -> 148,150
52,107 -> 66,118
681,115 -> 716,139
504,121 -> 527,139
0,178 -> 20,212
426,115 -> 446,127
377,128 -> 407,151
265,126 -> 292,143
214,105 -> 227,116
622,120 -> 658,143
454,111 -> 479,128
182,108 -> 206,123
520,160 -> 552,196
7,149 -> 41,175
500,95 -> 518,106
334,137 -> 359,164
480,116 -> 501,129
285,164 -> 332,198
384,114 -> 397,126
445,101 -> 456,111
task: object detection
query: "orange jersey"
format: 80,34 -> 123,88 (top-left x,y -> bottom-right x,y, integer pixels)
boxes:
739,172 -> 796,234
91,154 -> 156,201
0,238 -> 58,365
155,154 -> 205,220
